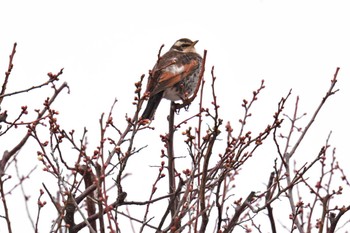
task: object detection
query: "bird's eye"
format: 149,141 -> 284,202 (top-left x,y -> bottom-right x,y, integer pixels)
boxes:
181,43 -> 188,48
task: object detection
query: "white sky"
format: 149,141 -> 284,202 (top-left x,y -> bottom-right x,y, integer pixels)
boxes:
1,1 -> 350,232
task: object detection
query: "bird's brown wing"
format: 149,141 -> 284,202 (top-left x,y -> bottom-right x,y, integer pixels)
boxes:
149,58 -> 200,96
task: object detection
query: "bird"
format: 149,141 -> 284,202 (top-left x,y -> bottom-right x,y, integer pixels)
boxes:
141,38 -> 202,120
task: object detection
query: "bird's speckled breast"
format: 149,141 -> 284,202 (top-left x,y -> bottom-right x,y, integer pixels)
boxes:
163,55 -> 202,101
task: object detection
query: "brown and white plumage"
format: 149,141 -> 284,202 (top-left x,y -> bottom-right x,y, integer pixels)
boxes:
141,38 -> 202,120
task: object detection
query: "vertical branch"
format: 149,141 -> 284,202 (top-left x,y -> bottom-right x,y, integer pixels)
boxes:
64,193 -> 76,231
0,176 -> 12,233
284,97 -> 304,233
77,165 -> 97,232
167,102 -> 178,218
199,66 -> 221,233
193,51 -> 207,233
266,172 -> 277,233
0,42 -> 17,105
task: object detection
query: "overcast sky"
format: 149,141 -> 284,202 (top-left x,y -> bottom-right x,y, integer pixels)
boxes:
1,1 -> 350,232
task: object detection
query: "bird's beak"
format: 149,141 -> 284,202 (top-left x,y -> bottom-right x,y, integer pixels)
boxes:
192,40 -> 199,47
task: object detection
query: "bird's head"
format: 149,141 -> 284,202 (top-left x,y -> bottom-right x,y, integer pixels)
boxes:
170,38 -> 199,53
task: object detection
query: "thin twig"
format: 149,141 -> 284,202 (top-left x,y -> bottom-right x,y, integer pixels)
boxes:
0,42 -> 17,105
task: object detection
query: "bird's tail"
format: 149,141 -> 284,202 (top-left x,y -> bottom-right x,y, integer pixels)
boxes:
141,92 -> 163,120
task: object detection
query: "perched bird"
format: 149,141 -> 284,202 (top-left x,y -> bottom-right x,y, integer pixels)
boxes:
141,38 -> 202,120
